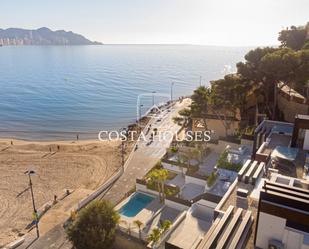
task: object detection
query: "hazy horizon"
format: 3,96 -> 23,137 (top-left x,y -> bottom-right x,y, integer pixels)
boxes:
1,0 -> 308,46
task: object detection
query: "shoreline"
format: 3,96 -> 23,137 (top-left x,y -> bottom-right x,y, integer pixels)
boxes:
0,131 -> 106,142
0,98 -> 184,143
0,137 -> 104,145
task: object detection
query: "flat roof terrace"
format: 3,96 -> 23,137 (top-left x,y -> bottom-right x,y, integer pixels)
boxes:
143,205 -> 182,236
166,207 -> 213,249
253,119 -> 294,158
259,133 -> 291,155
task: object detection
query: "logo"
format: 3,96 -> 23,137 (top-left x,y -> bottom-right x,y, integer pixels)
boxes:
136,92 -> 173,128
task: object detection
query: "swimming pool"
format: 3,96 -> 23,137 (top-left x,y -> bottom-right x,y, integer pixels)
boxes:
119,192 -> 155,217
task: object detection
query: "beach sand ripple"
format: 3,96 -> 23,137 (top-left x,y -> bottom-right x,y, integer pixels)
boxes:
0,139 -> 121,246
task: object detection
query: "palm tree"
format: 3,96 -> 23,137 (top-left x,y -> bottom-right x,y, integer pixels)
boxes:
133,220 -> 143,240
147,168 -> 169,203
147,228 -> 161,245
160,220 -> 172,234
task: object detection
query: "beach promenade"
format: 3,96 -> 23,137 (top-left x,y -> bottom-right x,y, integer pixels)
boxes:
17,98 -> 190,249
103,98 -> 191,204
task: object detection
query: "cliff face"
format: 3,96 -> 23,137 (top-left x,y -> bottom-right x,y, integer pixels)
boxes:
0,27 -> 102,45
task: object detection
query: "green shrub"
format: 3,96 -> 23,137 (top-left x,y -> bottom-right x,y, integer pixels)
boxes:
207,172 -> 217,187
167,171 -> 177,180
170,146 -> 178,153
165,185 -> 180,197
66,200 -> 119,249
146,181 -> 179,197
217,150 -> 242,172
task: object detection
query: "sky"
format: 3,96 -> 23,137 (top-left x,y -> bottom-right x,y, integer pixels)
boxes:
0,0 -> 308,46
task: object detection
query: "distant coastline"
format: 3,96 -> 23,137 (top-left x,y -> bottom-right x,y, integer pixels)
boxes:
0,27 -> 102,46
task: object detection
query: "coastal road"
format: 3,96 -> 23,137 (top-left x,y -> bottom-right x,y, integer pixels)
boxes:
103,98 -> 191,204
19,98 -> 190,249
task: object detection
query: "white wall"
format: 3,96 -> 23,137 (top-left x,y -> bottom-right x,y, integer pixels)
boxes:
256,212 -> 286,249
303,130 -> 309,150
256,212 -> 309,249
191,202 -> 215,221
283,229 -> 302,249
197,199 -> 217,209
165,199 -> 190,211
162,162 -> 187,174
135,183 -> 159,196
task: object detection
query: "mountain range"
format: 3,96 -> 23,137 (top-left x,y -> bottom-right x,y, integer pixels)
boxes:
0,27 -> 102,45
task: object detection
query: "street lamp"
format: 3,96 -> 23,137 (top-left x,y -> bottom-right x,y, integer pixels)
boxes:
171,82 -> 175,103
139,104 -> 144,134
119,128 -> 127,170
139,104 -> 144,121
152,91 -> 156,106
24,170 -> 40,238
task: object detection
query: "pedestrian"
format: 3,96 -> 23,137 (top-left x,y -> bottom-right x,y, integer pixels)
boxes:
76,134 -> 79,141
10,140 -> 13,146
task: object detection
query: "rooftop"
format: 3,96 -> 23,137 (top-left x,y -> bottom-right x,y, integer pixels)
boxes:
220,182 -> 257,249
196,205 -> 253,249
143,205 -> 182,236
167,204 -> 213,249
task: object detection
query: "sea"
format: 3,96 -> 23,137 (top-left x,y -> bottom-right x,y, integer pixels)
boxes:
0,45 -> 250,140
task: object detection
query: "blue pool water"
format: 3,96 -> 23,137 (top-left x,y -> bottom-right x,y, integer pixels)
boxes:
119,192 -> 155,217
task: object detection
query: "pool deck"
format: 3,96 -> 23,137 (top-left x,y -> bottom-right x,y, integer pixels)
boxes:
117,193 -> 162,222
116,192 -> 167,240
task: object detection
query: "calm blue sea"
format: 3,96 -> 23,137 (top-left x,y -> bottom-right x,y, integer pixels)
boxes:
0,45 -> 250,140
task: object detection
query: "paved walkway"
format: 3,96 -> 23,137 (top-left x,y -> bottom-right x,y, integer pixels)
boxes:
20,99 -> 190,249
104,99 -> 190,204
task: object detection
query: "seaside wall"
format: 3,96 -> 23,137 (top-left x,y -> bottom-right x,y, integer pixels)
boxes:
207,119 -> 240,138
192,118 -> 240,139
277,86 -> 309,122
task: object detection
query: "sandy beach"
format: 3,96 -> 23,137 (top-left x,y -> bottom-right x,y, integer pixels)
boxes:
0,138 -> 124,246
